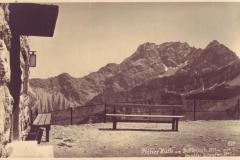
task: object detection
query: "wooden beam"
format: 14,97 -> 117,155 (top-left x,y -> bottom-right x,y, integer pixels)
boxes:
9,3 -> 58,37
9,31 -> 21,140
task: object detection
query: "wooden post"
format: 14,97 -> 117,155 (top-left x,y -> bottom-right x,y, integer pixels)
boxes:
10,31 -> 21,140
238,99 -> 240,120
193,99 -> 196,121
113,105 -> 116,114
70,107 -> 73,125
104,102 -> 107,123
148,108 -> 152,121
171,108 -> 176,131
113,105 -> 117,129
172,108 -> 176,115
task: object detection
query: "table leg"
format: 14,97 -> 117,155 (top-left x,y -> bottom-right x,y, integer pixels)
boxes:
46,126 -> 50,142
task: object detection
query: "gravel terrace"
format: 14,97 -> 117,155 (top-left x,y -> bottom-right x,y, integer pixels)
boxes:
41,120 -> 240,157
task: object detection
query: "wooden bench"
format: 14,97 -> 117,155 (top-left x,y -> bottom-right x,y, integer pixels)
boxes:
32,113 -> 52,142
106,114 -> 184,131
105,103 -> 184,131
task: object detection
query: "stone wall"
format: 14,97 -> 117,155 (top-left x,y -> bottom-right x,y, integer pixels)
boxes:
0,4 -> 31,157
0,4 -> 12,157
19,36 -> 31,139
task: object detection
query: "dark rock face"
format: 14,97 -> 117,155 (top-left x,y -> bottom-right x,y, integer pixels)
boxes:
30,40 -> 240,113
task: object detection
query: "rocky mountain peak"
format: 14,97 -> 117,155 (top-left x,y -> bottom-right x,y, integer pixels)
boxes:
137,42 -> 157,51
206,40 -> 221,48
58,72 -> 73,78
181,40 -> 239,75
204,40 -> 238,60
157,41 -> 195,67
129,42 -> 158,60
56,73 -> 74,83
159,41 -> 190,48
128,41 -> 193,64
96,63 -> 119,76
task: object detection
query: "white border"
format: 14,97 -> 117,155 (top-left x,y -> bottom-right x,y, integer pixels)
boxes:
2,0 -> 240,3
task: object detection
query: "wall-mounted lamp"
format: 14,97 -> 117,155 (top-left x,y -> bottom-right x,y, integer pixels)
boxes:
29,51 -> 36,67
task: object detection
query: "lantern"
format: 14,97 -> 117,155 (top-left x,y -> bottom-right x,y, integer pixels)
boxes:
29,51 -> 36,67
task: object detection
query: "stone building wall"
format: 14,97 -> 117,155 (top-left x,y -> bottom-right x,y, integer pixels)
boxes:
0,4 -> 31,157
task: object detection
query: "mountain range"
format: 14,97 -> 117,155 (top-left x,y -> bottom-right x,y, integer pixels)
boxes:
29,40 -> 240,117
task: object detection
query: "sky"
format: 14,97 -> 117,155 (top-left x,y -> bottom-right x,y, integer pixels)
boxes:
29,2 -> 240,79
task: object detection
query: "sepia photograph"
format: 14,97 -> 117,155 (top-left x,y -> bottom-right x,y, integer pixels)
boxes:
0,1 -> 240,158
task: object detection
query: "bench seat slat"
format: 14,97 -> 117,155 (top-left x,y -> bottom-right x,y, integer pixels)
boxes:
38,114 -> 48,126
106,114 -> 184,118
118,120 -> 174,123
44,114 -> 52,125
33,114 -> 43,125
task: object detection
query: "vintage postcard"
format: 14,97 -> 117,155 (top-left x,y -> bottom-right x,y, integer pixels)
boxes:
0,1 -> 240,159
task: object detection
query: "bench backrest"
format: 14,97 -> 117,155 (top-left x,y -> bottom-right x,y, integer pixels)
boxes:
105,103 -> 185,115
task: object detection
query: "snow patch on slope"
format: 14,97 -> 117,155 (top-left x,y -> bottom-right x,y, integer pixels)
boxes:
158,61 -> 189,78
162,63 -> 168,72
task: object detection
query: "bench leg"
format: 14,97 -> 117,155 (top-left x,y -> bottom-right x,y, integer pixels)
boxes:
46,126 -> 50,142
175,119 -> 179,131
113,118 -> 117,130
37,128 -> 44,144
172,119 -> 175,131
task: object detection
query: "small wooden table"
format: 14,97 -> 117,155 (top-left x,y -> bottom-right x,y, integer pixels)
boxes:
33,113 -> 52,142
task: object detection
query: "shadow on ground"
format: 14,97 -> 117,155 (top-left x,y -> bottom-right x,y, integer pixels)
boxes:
99,128 -> 175,132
